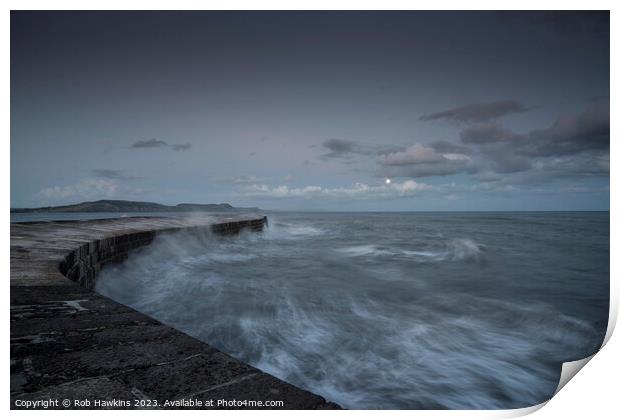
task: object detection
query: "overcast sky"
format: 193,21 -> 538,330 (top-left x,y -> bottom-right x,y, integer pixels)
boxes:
11,11 -> 609,211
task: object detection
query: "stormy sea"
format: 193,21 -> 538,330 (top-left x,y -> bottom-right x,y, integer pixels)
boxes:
91,212 -> 608,409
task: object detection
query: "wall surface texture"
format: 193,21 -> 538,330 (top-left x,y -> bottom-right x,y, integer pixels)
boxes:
10,216 -> 339,410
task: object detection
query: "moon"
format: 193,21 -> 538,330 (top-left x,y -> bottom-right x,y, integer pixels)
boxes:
385,178 -> 391,184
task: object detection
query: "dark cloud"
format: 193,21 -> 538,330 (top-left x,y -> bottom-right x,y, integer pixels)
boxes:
377,144 -> 475,177
172,143 -> 192,151
456,130 -> 533,175
482,152 -> 610,189
132,138 -> 168,148
379,144 -> 445,165
336,102 -> 609,184
322,138 -> 355,155
541,153 -> 609,177
320,139 -> 410,162
420,100 -> 529,123
460,123 -> 522,144
320,138 -> 369,160
91,169 -> 140,180
131,138 -> 193,151
450,103 -> 610,176
481,145 -> 533,174
374,144 -> 411,155
525,102 -> 609,157
429,140 -> 471,154
376,102 -> 607,182
322,102 -> 606,180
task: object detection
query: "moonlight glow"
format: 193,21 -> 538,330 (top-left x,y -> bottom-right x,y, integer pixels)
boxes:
385,179 -> 391,185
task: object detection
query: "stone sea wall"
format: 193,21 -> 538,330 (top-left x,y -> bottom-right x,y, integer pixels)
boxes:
58,217 -> 266,290
10,216 -> 339,410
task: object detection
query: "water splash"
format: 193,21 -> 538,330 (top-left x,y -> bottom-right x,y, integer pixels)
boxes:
96,212 -> 607,409
338,238 -> 485,262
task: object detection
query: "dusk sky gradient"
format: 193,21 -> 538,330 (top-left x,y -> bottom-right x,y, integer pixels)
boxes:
11,11 -> 610,211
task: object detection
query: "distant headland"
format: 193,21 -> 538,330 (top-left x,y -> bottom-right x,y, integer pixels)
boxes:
10,199 -> 260,214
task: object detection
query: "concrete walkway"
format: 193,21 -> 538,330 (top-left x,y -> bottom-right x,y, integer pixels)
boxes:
10,216 -> 339,409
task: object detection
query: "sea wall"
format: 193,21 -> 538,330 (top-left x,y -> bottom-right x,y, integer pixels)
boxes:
58,217 -> 266,290
10,216 -> 339,410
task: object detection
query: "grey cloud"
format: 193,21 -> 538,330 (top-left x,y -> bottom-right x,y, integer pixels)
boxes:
320,138 -> 359,159
208,175 -> 265,185
379,144 -> 445,166
379,160 -> 475,178
132,138 -> 168,148
172,143 -> 192,151
377,144 -> 476,177
320,139 -> 412,162
525,102 -> 609,156
327,101 -> 609,184
460,123 -> 523,144
318,138 -> 381,162
484,148 -> 532,174
538,153 -> 610,177
131,138 -> 193,151
37,178 -> 118,201
323,138 -> 354,152
233,175 -> 264,185
453,103 -> 609,176
421,100 -> 529,123
458,124 -> 531,173
458,133 -> 533,175
92,169 -> 140,181
239,180 -> 433,200
482,154 -> 610,189
375,144 -> 410,155
429,140 -> 471,154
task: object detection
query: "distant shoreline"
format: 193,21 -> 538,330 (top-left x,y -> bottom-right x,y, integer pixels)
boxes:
10,199 -> 260,214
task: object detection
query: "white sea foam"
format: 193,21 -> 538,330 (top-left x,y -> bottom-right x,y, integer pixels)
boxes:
95,212 -> 607,409
337,244 -> 396,257
262,221 -> 326,240
338,238 -> 485,262
285,225 -> 325,236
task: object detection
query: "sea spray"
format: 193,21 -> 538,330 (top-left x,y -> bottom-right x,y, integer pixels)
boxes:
96,211 -> 608,409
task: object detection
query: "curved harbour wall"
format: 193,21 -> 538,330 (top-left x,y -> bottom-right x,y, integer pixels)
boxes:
10,216 -> 339,410
58,217 -> 266,290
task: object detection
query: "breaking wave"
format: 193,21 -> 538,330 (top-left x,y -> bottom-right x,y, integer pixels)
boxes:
96,212 -> 608,409
338,238 -> 484,262
264,221 -> 326,239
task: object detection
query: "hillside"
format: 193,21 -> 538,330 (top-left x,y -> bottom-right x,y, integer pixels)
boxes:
10,200 -> 260,213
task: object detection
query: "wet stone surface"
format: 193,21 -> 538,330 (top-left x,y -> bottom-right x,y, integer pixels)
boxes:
10,216 -> 339,410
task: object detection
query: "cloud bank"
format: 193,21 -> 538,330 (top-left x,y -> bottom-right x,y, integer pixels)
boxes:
37,178 -> 119,201
91,169 -> 140,180
131,138 -> 192,151
378,101 -> 609,183
240,180 -> 433,200
420,100 -> 529,123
